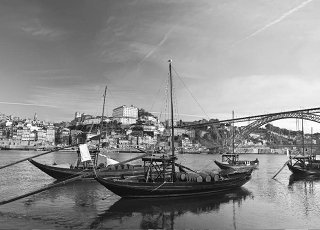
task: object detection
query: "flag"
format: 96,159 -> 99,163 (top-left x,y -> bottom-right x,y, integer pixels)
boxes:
79,144 -> 92,162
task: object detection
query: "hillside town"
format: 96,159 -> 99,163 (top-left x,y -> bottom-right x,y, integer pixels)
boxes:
0,105 -> 319,154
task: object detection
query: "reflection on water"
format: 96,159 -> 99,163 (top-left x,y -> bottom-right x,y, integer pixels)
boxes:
0,179 -> 118,229
287,174 -> 320,218
90,188 -> 253,229
288,174 -> 320,187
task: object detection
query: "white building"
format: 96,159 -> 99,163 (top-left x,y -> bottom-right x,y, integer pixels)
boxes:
112,105 -> 138,125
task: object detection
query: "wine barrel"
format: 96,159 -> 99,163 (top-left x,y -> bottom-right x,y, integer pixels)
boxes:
175,172 -> 187,181
185,173 -> 203,182
199,172 -> 211,182
109,165 -> 116,171
180,173 -> 186,181
205,171 -> 220,182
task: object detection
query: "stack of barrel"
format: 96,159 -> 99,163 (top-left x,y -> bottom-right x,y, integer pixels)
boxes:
175,171 -> 220,182
107,164 -> 134,170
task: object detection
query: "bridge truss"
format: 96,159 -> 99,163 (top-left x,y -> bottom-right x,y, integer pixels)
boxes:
234,112 -> 320,146
176,107 -> 320,149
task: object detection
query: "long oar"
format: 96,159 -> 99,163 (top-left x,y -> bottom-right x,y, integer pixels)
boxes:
272,160 -> 290,179
0,172 -> 91,206
0,144 -> 78,170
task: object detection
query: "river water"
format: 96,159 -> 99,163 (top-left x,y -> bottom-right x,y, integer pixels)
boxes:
0,150 -> 320,229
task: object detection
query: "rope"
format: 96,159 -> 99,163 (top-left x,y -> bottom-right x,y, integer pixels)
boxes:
149,74 -> 168,114
172,66 -> 210,120
172,80 -> 180,124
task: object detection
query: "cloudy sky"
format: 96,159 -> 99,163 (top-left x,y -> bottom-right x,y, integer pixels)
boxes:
0,0 -> 320,131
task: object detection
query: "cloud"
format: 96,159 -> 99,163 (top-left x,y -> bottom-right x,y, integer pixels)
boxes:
138,25 -> 176,65
21,19 -> 67,41
26,85 -> 105,116
215,74 -> 318,111
233,0 -> 313,45
0,101 -> 57,108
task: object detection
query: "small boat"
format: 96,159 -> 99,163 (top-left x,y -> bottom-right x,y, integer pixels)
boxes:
286,114 -> 320,176
215,111 -> 259,170
29,85 -> 145,181
287,154 -> 320,176
214,153 -> 259,170
95,60 -> 253,199
28,157 -> 144,181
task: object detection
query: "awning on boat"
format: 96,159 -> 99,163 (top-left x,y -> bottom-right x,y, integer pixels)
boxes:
222,153 -> 239,157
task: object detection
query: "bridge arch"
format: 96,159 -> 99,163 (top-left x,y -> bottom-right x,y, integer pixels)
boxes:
232,112 -> 320,145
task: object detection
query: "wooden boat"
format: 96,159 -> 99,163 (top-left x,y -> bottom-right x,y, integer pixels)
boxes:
286,114 -> 320,176
214,153 -> 259,170
95,156 -> 252,198
287,155 -> 320,176
28,85 -> 145,181
215,111 -> 258,170
28,157 -> 144,180
95,60 -> 253,199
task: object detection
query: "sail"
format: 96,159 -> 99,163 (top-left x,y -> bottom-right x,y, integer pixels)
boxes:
79,144 -> 92,162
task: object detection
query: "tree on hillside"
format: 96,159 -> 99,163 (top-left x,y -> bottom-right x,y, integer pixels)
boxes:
138,108 -> 156,118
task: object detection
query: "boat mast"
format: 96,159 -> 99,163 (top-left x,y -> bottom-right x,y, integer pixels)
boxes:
301,112 -> 304,156
232,110 -> 235,154
168,60 -> 176,179
311,127 -> 313,158
99,85 -> 108,150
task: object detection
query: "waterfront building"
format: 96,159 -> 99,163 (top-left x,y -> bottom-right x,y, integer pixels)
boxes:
181,137 -> 193,148
112,105 -> 138,125
37,128 -> 47,142
46,124 -> 55,144
75,112 -> 81,120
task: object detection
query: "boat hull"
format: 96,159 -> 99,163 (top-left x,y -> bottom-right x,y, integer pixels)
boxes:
28,159 -> 144,181
287,163 -> 320,176
214,160 -> 258,170
95,172 -> 252,198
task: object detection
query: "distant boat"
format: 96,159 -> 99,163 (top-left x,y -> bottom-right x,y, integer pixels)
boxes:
214,153 -> 259,170
286,114 -> 320,176
215,111 -> 258,170
287,155 -> 320,175
95,60 -> 253,198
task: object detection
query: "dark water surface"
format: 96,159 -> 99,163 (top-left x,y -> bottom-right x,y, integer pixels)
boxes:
1,151 -> 320,229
